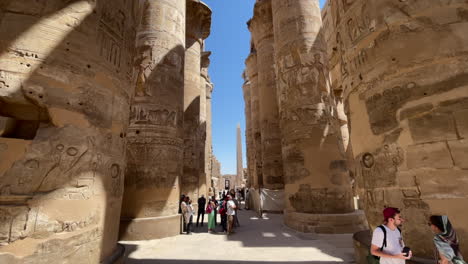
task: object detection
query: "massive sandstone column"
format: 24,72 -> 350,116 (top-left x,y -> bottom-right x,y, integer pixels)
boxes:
182,0 -> 211,202
200,50 -> 212,197
250,0 -> 284,190
272,0 -> 366,233
120,0 -> 186,241
242,75 -> 255,188
205,81 -> 214,196
0,0 -> 138,262
330,0 -> 468,256
244,48 -> 262,189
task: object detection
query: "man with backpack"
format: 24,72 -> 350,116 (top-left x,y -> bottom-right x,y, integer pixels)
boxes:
370,207 -> 412,264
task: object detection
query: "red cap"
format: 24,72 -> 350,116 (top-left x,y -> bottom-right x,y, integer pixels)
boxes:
383,207 -> 399,220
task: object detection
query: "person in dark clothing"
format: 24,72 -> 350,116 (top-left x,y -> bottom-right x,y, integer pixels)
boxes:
219,196 -> 228,233
179,194 -> 186,233
212,197 -> 219,226
196,195 -> 206,227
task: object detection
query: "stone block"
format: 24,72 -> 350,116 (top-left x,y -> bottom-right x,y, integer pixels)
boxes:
447,139 -> 468,169
396,171 -> 417,187
416,170 -> 468,199
454,109 -> 468,139
399,103 -> 433,121
406,142 -> 453,169
408,111 -> 457,144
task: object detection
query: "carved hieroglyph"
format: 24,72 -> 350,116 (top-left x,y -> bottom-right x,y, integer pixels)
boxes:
245,50 -> 263,189
326,0 -> 468,257
182,0 -> 211,202
250,0 -> 284,190
271,0 -> 355,220
0,0 -> 138,262
120,0 -> 185,241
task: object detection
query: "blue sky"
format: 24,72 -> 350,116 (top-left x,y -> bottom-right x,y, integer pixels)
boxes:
204,0 -> 327,174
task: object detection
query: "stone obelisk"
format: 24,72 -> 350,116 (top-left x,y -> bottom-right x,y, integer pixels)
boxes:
236,123 -> 243,188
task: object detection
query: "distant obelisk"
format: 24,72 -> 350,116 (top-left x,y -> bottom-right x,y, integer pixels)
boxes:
236,123 -> 243,188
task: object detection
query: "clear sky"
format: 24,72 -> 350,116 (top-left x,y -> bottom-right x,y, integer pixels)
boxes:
204,0 -> 327,174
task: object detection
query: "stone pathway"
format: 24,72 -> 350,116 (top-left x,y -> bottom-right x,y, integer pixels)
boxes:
121,210 -> 356,264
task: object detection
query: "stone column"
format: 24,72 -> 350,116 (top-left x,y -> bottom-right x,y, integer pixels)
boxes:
332,0 -> 468,257
200,50 -> 212,197
0,0 -> 138,262
250,0 -> 284,190
272,0 -> 366,233
120,0 -> 186,241
182,0 -> 211,203
204,78 -> 214,197
242,75 -> 255,188
245,48 -> 262,189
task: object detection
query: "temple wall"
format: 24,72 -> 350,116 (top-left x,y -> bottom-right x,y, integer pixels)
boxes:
325,0 -> 468,257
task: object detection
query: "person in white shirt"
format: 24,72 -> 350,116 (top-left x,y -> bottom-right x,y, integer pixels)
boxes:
371,207 -> 412,264
226,195 -> 236,235
181,196 -> 194,234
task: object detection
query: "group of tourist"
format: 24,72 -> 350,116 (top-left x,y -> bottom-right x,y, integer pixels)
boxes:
179,189 -> 241,235
370,207 -> 466,264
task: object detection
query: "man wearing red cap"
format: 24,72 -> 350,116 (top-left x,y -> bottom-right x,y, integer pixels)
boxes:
370,207 -> 412,264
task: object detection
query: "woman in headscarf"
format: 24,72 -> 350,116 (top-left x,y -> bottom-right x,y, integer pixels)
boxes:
206,196 -> 216,233
429,215 -> 466,264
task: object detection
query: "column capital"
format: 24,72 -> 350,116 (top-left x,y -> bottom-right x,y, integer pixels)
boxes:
249,0 -> 273,45
245,52 -> 258,78
186,0 -> 212,42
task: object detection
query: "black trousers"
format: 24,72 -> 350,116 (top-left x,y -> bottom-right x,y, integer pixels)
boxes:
196,210 -> 205,226
186,215 -> 193,234
214,209 -> 218,225
221,214 -> 227,232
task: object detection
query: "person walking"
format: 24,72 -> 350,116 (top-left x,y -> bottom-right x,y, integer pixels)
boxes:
207,197 -> 216,233
219,195 -> 228,233
196,195 -> 206,227
226,195 -> 237,235
370,207 -> 412,263
233,193 -> 240,227
180,195 -> 187,233
245,189 -> 250,210
182,197 -> 194,235
429,215 -> 466,264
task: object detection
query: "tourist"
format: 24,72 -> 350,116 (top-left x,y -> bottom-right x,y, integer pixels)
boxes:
213,197 -> 219,226
182,196 -> 193,234
207,197 -> 216,233
429,215 -> 466,264
226,195 -> 237,235
370,207 -> 412,263
196,195 -> 206,227
219,195 -> 228,233
245,189 -> 250,210
180,194 -> 187,233
233,193 -> 240,227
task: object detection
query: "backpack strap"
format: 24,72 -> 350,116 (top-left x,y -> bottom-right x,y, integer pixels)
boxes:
378,225 -> 387,250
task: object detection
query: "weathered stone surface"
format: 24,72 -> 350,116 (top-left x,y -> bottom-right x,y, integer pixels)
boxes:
182,0 -> 212,201
250,0 -> 284,190
272,0 -> 354,218
448,139 -> 468,169
326,0 -> 468,257
406,142 -> 453,169
121,0 -> 189,241
0,0 -> 137,261
408,111 -> 458,144
245,51 -> 263,188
